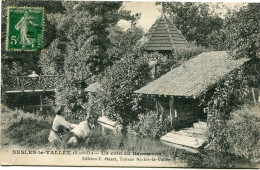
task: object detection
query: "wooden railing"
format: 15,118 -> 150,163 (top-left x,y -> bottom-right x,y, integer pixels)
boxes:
2,75 -> 65,92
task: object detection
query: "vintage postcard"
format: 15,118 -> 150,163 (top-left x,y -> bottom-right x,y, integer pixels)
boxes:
1,0 -> 259,168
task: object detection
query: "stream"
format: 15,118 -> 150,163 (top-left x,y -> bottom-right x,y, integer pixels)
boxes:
73,122 -> 256,168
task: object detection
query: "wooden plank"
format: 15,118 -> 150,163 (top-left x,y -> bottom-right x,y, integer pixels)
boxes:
98,122 -> 118,131
5,89 -> 56,93
145,47 -> 173,51
97,116 -> 117,127
193,122 -> 207,130
147,43 -> 173,47
175,130 -> 206,138
178,128 -> 206,134
155,100 -> 159,118
164,132 -> 205,144
160,135 -> 204,148
161,141 -> 198,153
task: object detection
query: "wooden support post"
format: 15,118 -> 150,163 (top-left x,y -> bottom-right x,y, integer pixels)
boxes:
21,77 -> 24,92
155,99 -> 159,119
169,96 -> 174,125
155,98 -> 162,122
252,88 -> 257,105
40,95 -> 43,111
42,77 -> 46,92
101,125 -> 105,136
101,109 -> 104,117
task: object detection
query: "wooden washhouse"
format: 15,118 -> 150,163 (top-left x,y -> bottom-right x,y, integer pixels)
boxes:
134,51 -> 249,150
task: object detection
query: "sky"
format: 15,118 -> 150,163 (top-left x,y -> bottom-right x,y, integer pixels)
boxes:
117,2 -> 247,32
119,1 -> 162,32
119,2 -> 162,32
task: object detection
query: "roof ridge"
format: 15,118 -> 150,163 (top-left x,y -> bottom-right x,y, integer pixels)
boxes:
163,14 -> 175,50
144,17 -> 162,49
144,15 -> 189,51
170,21 -> 189,45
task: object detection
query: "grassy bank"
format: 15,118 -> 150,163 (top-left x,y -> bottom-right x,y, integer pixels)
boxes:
1,105 -> 53,147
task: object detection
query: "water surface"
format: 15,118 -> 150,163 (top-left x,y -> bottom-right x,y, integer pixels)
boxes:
75,123 -> 256,168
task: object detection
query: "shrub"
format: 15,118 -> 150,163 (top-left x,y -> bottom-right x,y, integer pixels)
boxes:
55,79 -> 88,121
225,105 -> 260,160
204,59 -> 259,161
7,117 -> 51,147
94,53 -> 152,128
127,111 -> 172,138
1,105 -> 53,147
206,105 -> 260,162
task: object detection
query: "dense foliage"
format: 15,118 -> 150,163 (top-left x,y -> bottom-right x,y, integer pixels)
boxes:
107,25 -> 144,63
93,53 -> 153,128
159,2 -> 223,47
39,2 -> 141,116
42,1 -> 140,76
226,105 -> 260,160
1,106 -> 53,147
7,117 -> 51,147
224,3 -> 259,59
202,58 -> 259,159
127,111 -> 172,138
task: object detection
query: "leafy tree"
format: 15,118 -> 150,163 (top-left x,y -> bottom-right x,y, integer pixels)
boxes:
201,4 -> 259,158
39,39 -> 64,75
158,2 -> 223,47
224,3 -> 259,59
41,2 -> 141,115
107,25 -> 144,63
93,53 -> 154,128
203,61 -> 259,156
46,1 -> 140,76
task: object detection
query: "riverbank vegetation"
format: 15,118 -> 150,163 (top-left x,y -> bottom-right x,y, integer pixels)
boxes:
1,106 -> 52,147
1,105 -> 258,168
1,1 -> 259,166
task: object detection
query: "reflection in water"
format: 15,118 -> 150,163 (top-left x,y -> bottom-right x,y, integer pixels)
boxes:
78,123 -> 256,168
93,123 -> 171,153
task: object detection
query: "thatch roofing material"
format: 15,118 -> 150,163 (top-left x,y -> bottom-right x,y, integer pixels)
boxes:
134,51 -> 248,98
84,82 -> 101,93
144,15 -> 189,51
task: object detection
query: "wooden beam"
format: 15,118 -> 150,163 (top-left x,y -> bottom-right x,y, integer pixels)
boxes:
5,89 -> 56,93
252,87 -> 257,105
169,96 -> 174,125
155,99 -> 159,118
155,98 -> 170,114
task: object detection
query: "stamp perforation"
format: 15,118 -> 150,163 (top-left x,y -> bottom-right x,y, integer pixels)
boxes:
6,6 -> 45,52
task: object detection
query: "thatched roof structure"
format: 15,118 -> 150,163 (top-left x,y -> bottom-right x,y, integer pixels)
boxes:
144,15 -> 189,51
134,51 -> 248,98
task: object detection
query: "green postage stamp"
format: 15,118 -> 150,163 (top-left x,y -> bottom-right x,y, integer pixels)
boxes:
6,7 -> 44,51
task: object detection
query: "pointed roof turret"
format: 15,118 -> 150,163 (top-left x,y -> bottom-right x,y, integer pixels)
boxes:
144,15 -> 189,51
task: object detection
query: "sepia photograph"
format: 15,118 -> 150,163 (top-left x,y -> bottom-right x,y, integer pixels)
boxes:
0,0 -> 259,168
